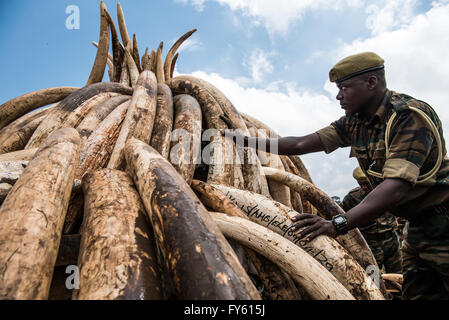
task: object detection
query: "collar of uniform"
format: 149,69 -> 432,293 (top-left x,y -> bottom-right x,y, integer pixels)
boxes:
355,89 -> 392,125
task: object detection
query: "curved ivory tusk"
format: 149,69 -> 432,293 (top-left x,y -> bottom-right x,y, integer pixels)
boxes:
0,128 -> 81,299
132,34 -> 141,72
103,8 -> 124,82
108,71 -> 157,169
0,87 -> 78,130
0,148 -> 38,162
86,2 -> 110,85
124,138 -> 261,299
210,212 -> 355,300
163,29 -> 196,81
116,2 -> 131,48
124,43 -> 139,87
170,52 -> 179,79
148,83 -> 173,160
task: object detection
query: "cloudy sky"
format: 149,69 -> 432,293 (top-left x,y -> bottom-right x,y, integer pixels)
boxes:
1,0 -> 449,199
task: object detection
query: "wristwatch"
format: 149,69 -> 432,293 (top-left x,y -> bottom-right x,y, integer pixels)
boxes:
332,214 -> 349,235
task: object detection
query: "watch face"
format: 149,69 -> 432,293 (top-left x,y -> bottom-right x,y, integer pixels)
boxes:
335,216 -> 345,224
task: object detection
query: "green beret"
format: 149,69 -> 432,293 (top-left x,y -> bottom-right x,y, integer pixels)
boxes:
353,166 -> 368,184
329,52 -> 385,83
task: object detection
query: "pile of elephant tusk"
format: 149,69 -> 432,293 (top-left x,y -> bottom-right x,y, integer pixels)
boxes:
0,1 -> 402,300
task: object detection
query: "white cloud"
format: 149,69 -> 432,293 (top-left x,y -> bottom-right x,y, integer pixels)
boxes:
174,0 -> 206,11
177,0 -> 364,36
243,48 -> 274,83
365,0 -> 418,35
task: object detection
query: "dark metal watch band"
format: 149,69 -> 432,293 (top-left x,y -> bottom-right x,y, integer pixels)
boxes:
332,214 -> 349,235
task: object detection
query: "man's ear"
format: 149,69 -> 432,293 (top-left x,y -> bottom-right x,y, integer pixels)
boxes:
367,75 -> 378,90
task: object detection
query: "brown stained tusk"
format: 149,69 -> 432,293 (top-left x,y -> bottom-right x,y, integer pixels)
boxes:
155,42 -> 165,83
141,48 -> 150,71
25,82 -> 132,150
103,9 -> 124,82
124,138 -> 261,299
91,41 -> 113,68
149,83 -> 174,159
63,100 -> 131,234
0,159 -> 81,205
75,100 -> 130,181
0,105 -> 54,154
0,148 -> 38,162
108,71 -> 157,170
132,34 -> 142,72
169,94 -> 202,184
170,52 -> 179,79
191,179 -> 248,219
86,2 -> 110,85
0,128 -> 81,299
76,95 -> 130,141
119,51 -> 130,86
62,92 -> 121,128
124,43 -> 139,87
76,169 -> 162,300
116,2 -> 131,49
0,87 -> 78,130
149,49 -> 157,74
163,29 -> 197,81
0,112 -> 47,154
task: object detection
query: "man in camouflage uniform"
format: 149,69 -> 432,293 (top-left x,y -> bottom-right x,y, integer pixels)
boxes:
341,167 -> 402,274
226,52 -> 449,299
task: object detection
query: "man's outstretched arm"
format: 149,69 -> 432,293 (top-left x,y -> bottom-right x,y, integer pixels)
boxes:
224,130 -> 326,155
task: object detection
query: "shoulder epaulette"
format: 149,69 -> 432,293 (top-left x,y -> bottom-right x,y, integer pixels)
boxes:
390,93 -> 413,114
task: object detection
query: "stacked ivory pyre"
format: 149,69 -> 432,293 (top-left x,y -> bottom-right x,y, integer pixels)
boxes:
0,2 -> 396,300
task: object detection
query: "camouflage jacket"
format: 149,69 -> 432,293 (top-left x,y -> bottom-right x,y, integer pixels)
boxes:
340,187 -> 397,234
317,90 -> 449,218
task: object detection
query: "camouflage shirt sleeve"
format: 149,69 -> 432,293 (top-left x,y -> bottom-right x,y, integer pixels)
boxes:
315,116 -> 351,153
340,187 -> 365,212
383,109 -> 435,185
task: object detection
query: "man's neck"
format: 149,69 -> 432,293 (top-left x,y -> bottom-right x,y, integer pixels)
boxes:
361,89 -> 387,119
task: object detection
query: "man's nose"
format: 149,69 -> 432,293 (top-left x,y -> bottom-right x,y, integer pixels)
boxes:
336,90 -> 343,100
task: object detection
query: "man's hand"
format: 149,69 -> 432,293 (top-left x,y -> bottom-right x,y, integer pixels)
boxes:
290,213 -> 339,241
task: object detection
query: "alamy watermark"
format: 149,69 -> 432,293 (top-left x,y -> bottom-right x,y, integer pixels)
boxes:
65,265 -> 80,290
65,5 -> 80,30
366,264 -> 381,290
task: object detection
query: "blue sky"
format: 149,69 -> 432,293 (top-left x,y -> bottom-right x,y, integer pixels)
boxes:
1,0 -> 449,198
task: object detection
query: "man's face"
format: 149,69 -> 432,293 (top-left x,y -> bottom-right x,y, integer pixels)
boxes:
335,76 -> 370,116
